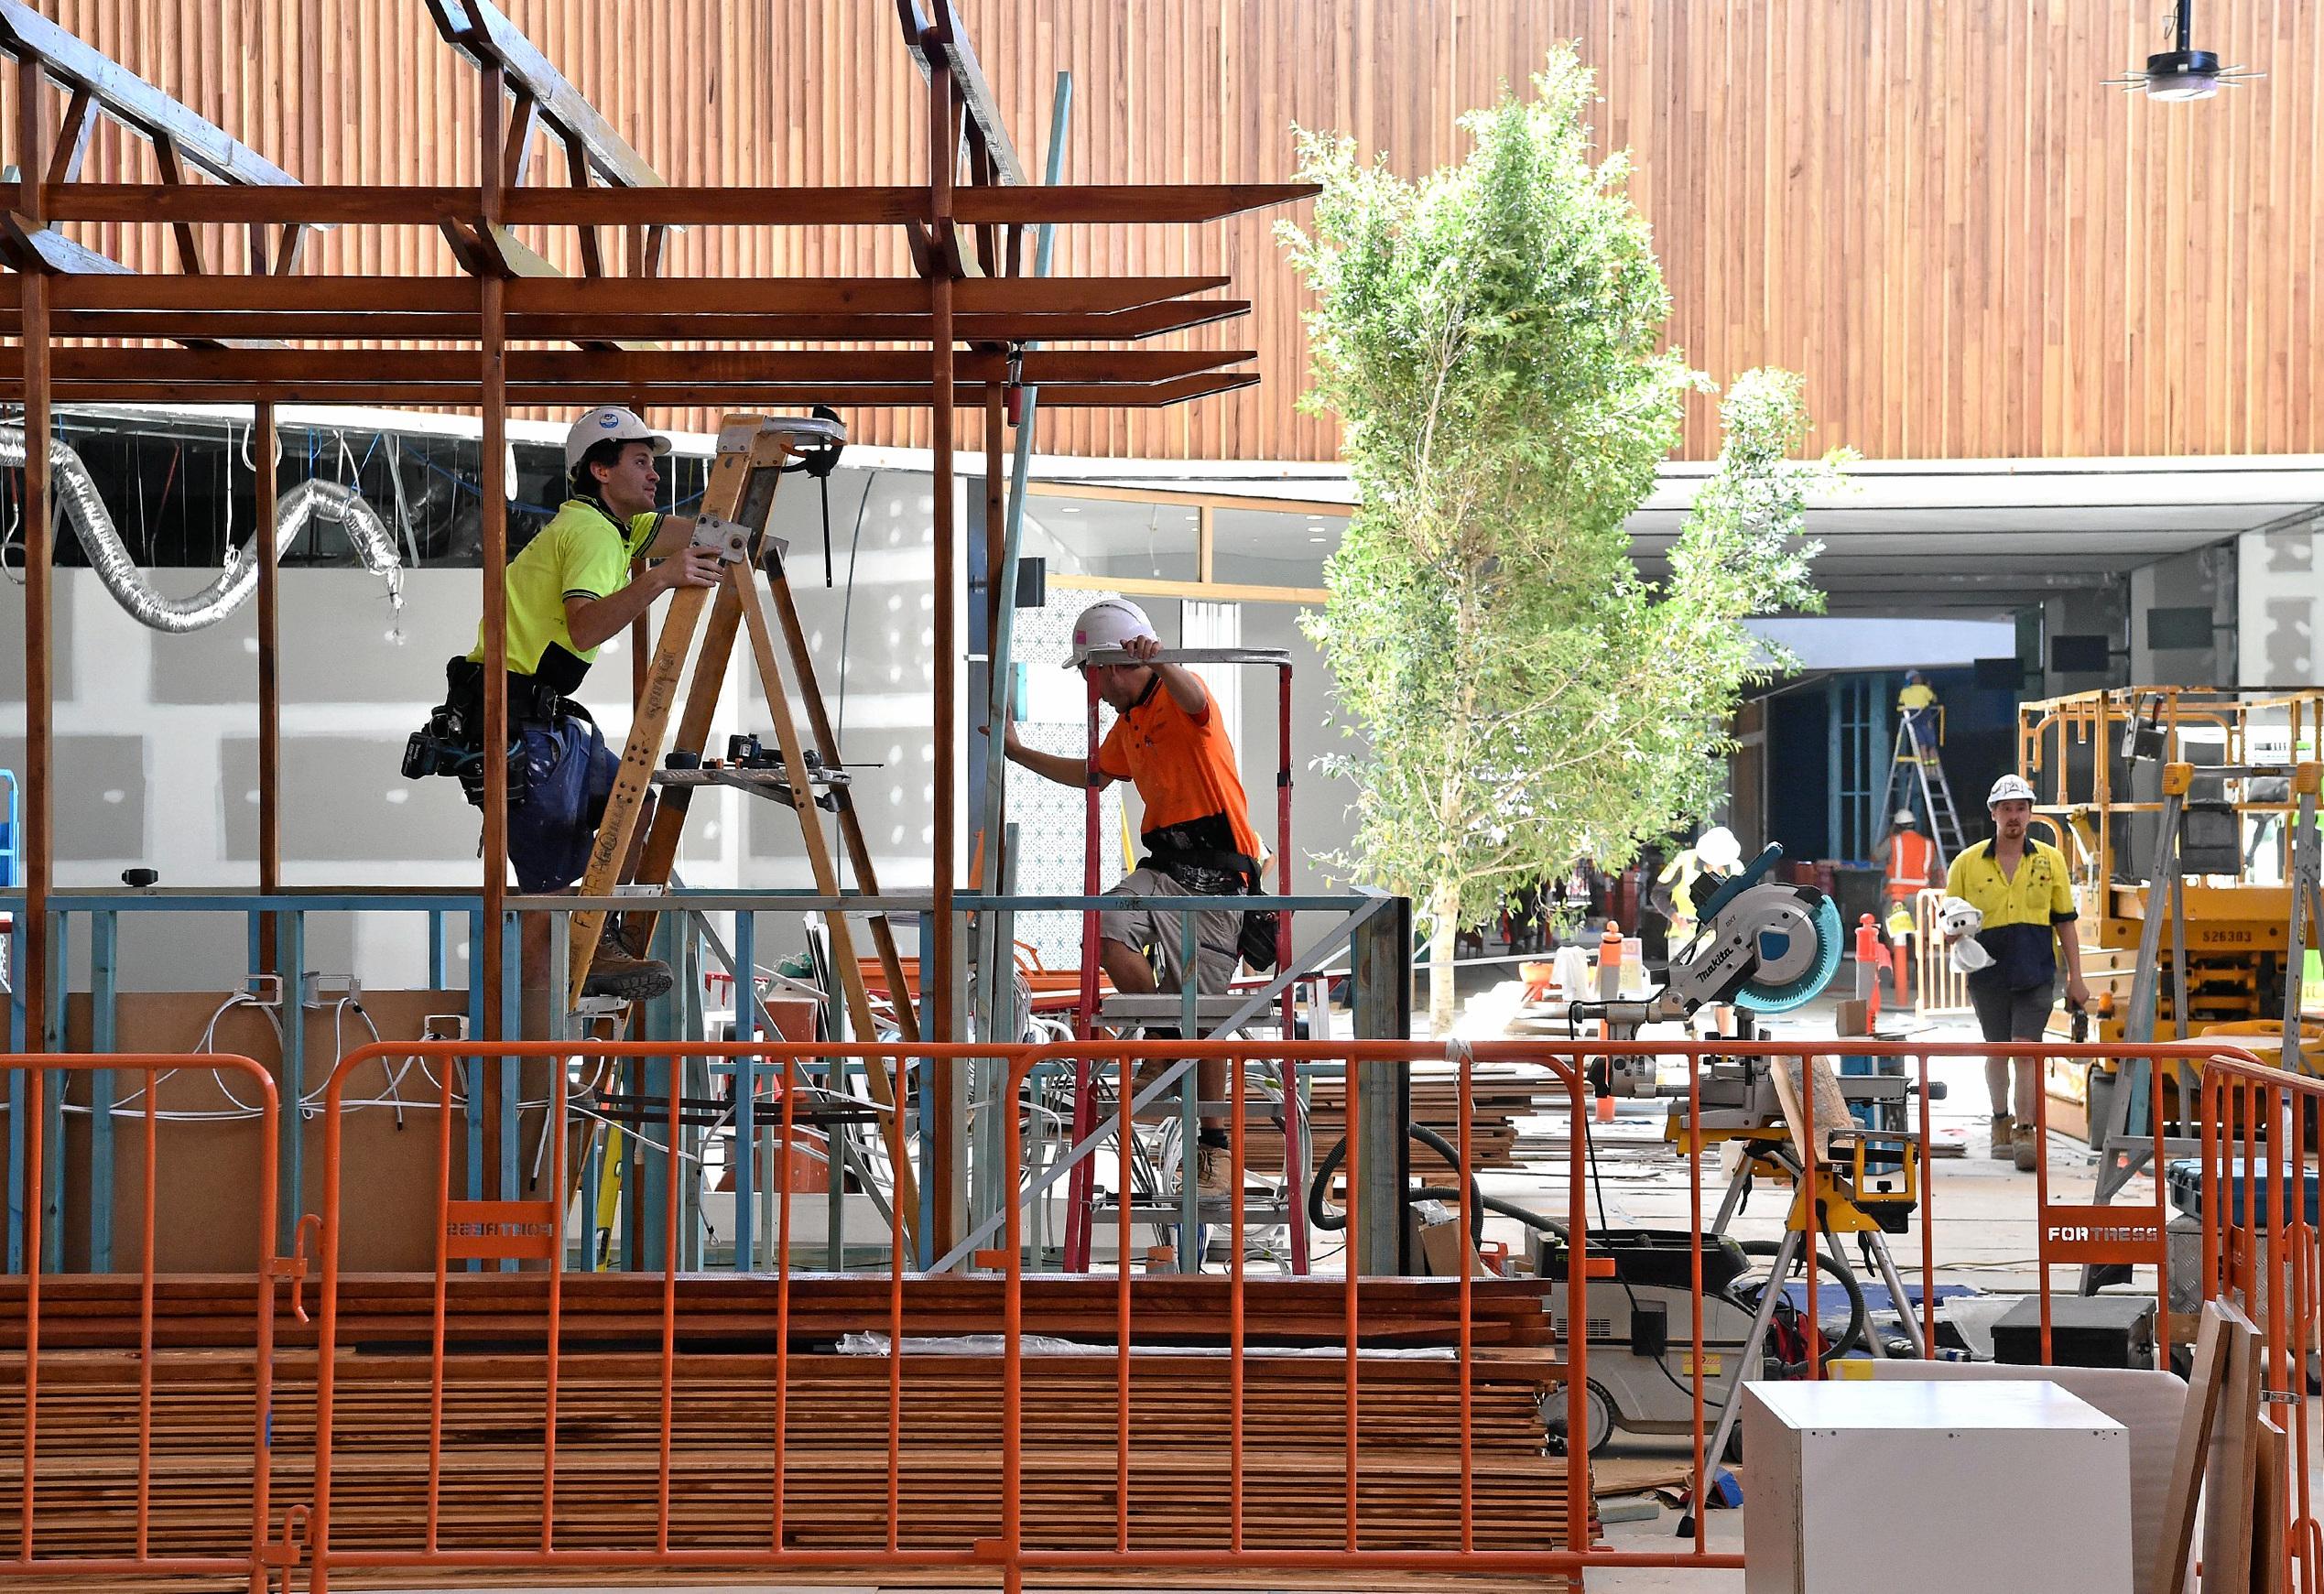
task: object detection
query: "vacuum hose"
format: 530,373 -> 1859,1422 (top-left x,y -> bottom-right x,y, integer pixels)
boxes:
1734,1236 -> 1869,1373
1307,1119 -> 1565,1246
0,423 -> 405,634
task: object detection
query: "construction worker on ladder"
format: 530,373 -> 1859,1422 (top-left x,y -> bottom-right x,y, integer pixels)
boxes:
1004,598 -> 1268,1198
415,406 -> 720,1003
1897,670 -> 1941,758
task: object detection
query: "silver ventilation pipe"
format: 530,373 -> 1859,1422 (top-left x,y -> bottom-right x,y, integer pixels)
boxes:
0,423 -> 406,634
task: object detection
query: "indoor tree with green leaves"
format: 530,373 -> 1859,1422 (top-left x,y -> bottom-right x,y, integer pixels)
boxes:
1281,47 -> 1849,1031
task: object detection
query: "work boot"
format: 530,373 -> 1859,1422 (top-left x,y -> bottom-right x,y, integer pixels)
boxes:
1201,1144 -> 1239,1199
1988,1113 -> 2014,1158
2012,1121 -> 2039,1173
582,941 -> 674,1002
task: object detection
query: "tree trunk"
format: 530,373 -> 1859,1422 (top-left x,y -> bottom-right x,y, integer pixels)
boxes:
1428,879 -> 1461,1036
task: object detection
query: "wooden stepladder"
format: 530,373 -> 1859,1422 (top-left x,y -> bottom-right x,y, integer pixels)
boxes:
565,412 -> 922,1248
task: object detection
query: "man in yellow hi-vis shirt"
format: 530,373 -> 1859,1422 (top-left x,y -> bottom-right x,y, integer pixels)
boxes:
1897,670 -> 1940,756
1944,773 -> 2090,1170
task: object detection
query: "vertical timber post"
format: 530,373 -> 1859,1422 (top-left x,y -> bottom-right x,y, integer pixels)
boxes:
255,401 -> 280,972
1350,896 -> 1412,1275
478,65 -> 511,1054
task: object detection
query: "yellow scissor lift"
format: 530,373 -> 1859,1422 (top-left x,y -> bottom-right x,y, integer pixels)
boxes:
2017,686 -> 2324,1147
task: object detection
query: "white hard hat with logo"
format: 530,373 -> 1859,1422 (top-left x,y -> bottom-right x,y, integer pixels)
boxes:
1694,826 -> 1743,871
1064,598 -> 1159,668
1987,773 -> 2036,808
565,405 -> 672,474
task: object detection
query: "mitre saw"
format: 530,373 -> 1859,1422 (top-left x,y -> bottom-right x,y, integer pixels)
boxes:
1569,843 -> 1842,1061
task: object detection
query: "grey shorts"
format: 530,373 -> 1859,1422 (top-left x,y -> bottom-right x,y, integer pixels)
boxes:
1969,977 -> 2056,1043
1098,867 -> 1241,994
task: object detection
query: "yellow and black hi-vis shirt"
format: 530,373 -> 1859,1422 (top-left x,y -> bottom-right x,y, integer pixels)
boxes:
1944,837 -> 2076,992
467,497 -> 661,686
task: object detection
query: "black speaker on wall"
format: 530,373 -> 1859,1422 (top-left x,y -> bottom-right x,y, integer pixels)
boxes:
2145,606 -> 2215,652
2049,634 -> 2112,674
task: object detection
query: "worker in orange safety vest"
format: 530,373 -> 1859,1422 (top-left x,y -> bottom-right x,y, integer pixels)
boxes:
1873,808 -> 1940,1008
1873,808 -> 1940,908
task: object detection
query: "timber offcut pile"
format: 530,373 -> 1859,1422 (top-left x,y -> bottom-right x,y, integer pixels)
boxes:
0,1273 -> 1580,1591
1244,1067 -> 1546,1175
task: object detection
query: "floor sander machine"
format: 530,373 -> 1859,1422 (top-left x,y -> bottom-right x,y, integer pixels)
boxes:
1536,847 -> 1938,1491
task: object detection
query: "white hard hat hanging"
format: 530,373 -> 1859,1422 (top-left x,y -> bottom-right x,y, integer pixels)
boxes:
565,405 -> 672,474
1065,598 -> 1159,668
1987,773 -> 2036,808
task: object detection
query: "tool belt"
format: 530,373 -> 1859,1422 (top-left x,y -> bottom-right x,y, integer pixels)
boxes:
1140,816 -> 1280,972
406,656 -> 593,808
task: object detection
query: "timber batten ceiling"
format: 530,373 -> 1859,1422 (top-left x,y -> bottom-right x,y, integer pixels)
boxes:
0,1 -> 2317,461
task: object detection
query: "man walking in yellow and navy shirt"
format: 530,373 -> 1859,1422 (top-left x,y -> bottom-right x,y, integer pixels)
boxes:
1944,773 -> 2090,1171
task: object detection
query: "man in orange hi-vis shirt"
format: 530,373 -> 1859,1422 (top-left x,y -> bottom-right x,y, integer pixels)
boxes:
1005,598 -> 1265,1199
1875,808 -> 1940,910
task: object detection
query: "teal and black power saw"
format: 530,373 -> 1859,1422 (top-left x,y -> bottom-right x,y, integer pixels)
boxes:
1568,842 -> 1842,1044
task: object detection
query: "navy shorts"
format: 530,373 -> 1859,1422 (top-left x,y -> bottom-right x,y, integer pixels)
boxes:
505,717 -> 618,893
1968,976 -> 2056,1044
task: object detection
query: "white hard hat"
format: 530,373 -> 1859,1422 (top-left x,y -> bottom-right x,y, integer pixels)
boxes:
564,405 -> 671,475
1894,808 -> 1918,827
1987,773 -> 2036,808
1695,826 -> 1742,870
1064,598 -> 1158,668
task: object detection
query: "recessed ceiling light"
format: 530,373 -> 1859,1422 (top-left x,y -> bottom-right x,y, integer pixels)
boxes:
1060,505 -> 1081,514
1308,536 -> 1326,544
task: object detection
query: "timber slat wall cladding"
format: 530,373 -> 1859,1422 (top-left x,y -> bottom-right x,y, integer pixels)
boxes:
6,2 -> 2318,461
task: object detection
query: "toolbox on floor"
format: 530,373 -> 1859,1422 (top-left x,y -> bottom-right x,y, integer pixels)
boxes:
1991,1294 -> 2156,1369
2164,1157 -> 2319,1227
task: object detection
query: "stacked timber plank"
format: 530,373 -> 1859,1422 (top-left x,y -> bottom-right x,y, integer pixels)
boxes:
0,1272 -> 1561,1352
0,1274 -> 1580,1591
1245,1068 -> 1544,1175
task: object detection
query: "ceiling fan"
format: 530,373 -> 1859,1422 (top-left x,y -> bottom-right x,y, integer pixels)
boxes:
2104,2 -> 2262,99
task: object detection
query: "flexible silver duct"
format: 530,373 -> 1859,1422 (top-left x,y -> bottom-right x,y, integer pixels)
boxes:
0,423 -> 406,634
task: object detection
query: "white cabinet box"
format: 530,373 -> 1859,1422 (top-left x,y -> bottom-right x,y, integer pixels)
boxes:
1742,1379 -> 2132,1594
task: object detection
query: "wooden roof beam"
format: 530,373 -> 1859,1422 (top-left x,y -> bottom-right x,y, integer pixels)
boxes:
37,182 -> 1312,228
2,375 -> 1261,409
0,0 -> 297,189
38,274 -> 1234,317
426,0 -> 662,192
26,298 -> 1252,346
897,0 -> 1026,187
33,346 -> 1256,388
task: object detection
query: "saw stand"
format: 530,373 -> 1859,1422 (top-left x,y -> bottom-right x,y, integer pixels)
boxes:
1668,1054 -> 1931,1480
556,412 -> 925,1252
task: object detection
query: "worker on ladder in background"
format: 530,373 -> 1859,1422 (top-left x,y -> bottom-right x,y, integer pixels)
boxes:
1943,774 -> 2091,1170
1897,670 -> 1941,758
1004,598 -> 1269,1198
414,405 -> 722,1003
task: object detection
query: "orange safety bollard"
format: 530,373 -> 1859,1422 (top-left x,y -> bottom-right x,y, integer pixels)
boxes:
1852,914 -> 1890,1025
